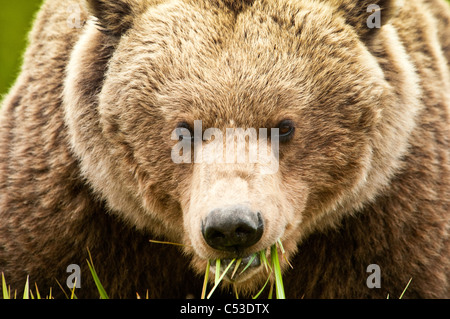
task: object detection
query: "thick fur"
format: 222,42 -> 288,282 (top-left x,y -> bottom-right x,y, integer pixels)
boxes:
0,0 -> 449,298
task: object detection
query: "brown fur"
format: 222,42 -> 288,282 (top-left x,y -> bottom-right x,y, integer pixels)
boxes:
0,0 -> 448,298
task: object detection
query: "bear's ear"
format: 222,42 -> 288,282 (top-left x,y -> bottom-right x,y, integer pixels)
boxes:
85,0 -> 151,36
331,0 -> 401,40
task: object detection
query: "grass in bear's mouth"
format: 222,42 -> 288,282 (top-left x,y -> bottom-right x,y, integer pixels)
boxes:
0,241 -> 287,299
148,238 -> 288,299
200,239 -> 287,299
1,244 -> 414,299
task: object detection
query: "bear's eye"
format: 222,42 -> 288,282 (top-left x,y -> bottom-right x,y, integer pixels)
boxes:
175,122 -> 194,141
275,119 -> 295,143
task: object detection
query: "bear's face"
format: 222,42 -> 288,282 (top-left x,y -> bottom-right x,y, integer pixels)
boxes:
65,0 -> 419,291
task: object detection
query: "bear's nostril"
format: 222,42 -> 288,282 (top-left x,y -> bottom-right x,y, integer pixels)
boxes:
236,227 -> 250,236
202,205 -> 264,252
208,230 -> 226,239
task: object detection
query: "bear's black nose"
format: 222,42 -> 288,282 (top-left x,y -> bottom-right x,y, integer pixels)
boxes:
202,205 -> 264,252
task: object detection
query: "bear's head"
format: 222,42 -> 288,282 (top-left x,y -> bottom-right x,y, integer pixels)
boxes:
64,0 -> 421,292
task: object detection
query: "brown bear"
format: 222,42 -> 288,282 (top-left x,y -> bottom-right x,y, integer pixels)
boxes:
0,0 -> 449,299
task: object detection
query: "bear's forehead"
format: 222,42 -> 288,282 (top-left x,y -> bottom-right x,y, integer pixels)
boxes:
131,0 -> 358,66
155,72 -> 304,129
110,0 -> 372,127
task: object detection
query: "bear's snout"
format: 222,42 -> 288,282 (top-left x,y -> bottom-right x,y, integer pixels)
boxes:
201,205 -> 264,253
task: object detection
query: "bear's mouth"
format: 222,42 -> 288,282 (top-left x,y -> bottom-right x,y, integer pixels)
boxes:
209,253 -> 262,283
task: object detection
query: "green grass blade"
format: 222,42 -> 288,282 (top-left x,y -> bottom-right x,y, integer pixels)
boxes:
399,278 -> 412,299
34,283 -> 41,299
70,277 -> 78,299
201,260 -> 211,299
55,279 -> 69,299
233,284 -> 239,299
149,239 -> 188,247
207,259 -> 236,299
277,239 -> 285,254
271,244 -> 285,299
268,281 -> 274,299
87,260 -> 108,299
23,276 -> 29,299
87,249 -> 109,299
252,274 -> 271,299
260,250 -> 272,273
277,239 -> 293,269
230,258 -> 242,279
2,272 -> 9,299
239,253 -> 257,275
215,259 -> 221,286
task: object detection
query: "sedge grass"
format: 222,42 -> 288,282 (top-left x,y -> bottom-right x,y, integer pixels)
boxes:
1,272 -> 50,299
271,243 -> 285,299
0,248 -> 415,299
387,277 -> 413,299
34,282 -> 41,299
260,250 -> 271,273
149,239 -> 190,247
0,241 -> 289,299
215,259 -> 221,285
200,260 -> 211,299
22,275 -> 29,299
398,278 -> 412,299
149,237 -> 289,299
239,254 -> 258,275
1,272 -> 9,299
86,248 -> 109,299
252,274 -> 271,299
230,258 -> 242,279
202,241 -> 288,299
206,258 -> 236,299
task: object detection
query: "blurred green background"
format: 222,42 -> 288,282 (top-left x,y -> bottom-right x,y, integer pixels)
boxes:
1,0 -> 450,99
0,0 -> 43,98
